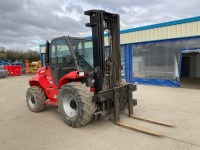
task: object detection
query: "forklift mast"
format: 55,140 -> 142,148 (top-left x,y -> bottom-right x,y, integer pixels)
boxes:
84,10 -> 121,93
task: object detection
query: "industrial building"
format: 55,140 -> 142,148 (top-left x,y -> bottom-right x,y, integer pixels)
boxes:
40,16 -> 200,87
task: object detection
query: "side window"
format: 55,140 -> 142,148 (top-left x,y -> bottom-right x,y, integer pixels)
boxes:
84,41 -> 93,66
56,39 -> 74,67
50,39 -> 75,67
50,41 -> 56,67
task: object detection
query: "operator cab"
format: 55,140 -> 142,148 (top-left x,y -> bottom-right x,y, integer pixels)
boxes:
45,36 -> 94,85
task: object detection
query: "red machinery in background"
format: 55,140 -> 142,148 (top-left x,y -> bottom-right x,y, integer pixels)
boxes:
3,65 -> 22,76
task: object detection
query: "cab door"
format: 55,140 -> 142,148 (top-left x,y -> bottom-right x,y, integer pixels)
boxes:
49,38 -> 76,85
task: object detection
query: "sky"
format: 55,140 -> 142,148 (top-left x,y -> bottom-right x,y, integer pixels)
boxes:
0,0 -> 200,51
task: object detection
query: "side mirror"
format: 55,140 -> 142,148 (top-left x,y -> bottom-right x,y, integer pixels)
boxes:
45,40 -> 50,69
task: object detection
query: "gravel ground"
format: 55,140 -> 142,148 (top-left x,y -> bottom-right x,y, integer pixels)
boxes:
0,75 -> 200,150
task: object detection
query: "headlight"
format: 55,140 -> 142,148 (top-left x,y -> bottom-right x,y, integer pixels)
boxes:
77,71 -> 85,77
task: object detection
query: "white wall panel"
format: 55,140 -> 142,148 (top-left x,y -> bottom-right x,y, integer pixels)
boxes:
104,21 -> 200,46
40,46 -> 46,53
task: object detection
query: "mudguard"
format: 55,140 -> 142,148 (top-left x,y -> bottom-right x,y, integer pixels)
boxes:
29,67 -> 50,89
29,67 -> 87,104
58,71 -> 86,88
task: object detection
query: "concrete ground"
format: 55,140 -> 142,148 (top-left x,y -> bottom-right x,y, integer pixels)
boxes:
0,75 -> 200,150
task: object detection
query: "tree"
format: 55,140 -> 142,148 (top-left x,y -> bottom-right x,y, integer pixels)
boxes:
0,47 -> 40,63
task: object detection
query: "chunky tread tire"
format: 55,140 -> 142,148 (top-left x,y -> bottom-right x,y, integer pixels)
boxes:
26,86 -> 46,112
58,82 -> 96,128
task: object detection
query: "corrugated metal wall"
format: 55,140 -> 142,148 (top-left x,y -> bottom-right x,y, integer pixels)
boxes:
104,21 -> 200,45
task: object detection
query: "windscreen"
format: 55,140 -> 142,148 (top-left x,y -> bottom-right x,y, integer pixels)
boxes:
70,39 -> 94,73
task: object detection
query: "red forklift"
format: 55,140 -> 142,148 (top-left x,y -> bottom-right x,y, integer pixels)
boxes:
26,10 -> 173,136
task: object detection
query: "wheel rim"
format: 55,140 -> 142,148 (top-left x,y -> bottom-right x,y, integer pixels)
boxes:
28,93 -> 35,108
63,94 -> 77,117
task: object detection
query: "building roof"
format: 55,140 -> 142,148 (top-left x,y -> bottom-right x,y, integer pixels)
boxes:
120,16 -> 200,34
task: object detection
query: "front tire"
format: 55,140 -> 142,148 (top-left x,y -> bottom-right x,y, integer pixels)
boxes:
58,82 -> 96,127
26,86 -> 46,112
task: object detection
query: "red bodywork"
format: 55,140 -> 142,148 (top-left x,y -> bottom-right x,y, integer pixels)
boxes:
29,66 -> 86,105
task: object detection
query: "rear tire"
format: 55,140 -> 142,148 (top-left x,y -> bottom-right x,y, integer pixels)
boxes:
26,86 -> 46,112
58,82 -> 96,127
